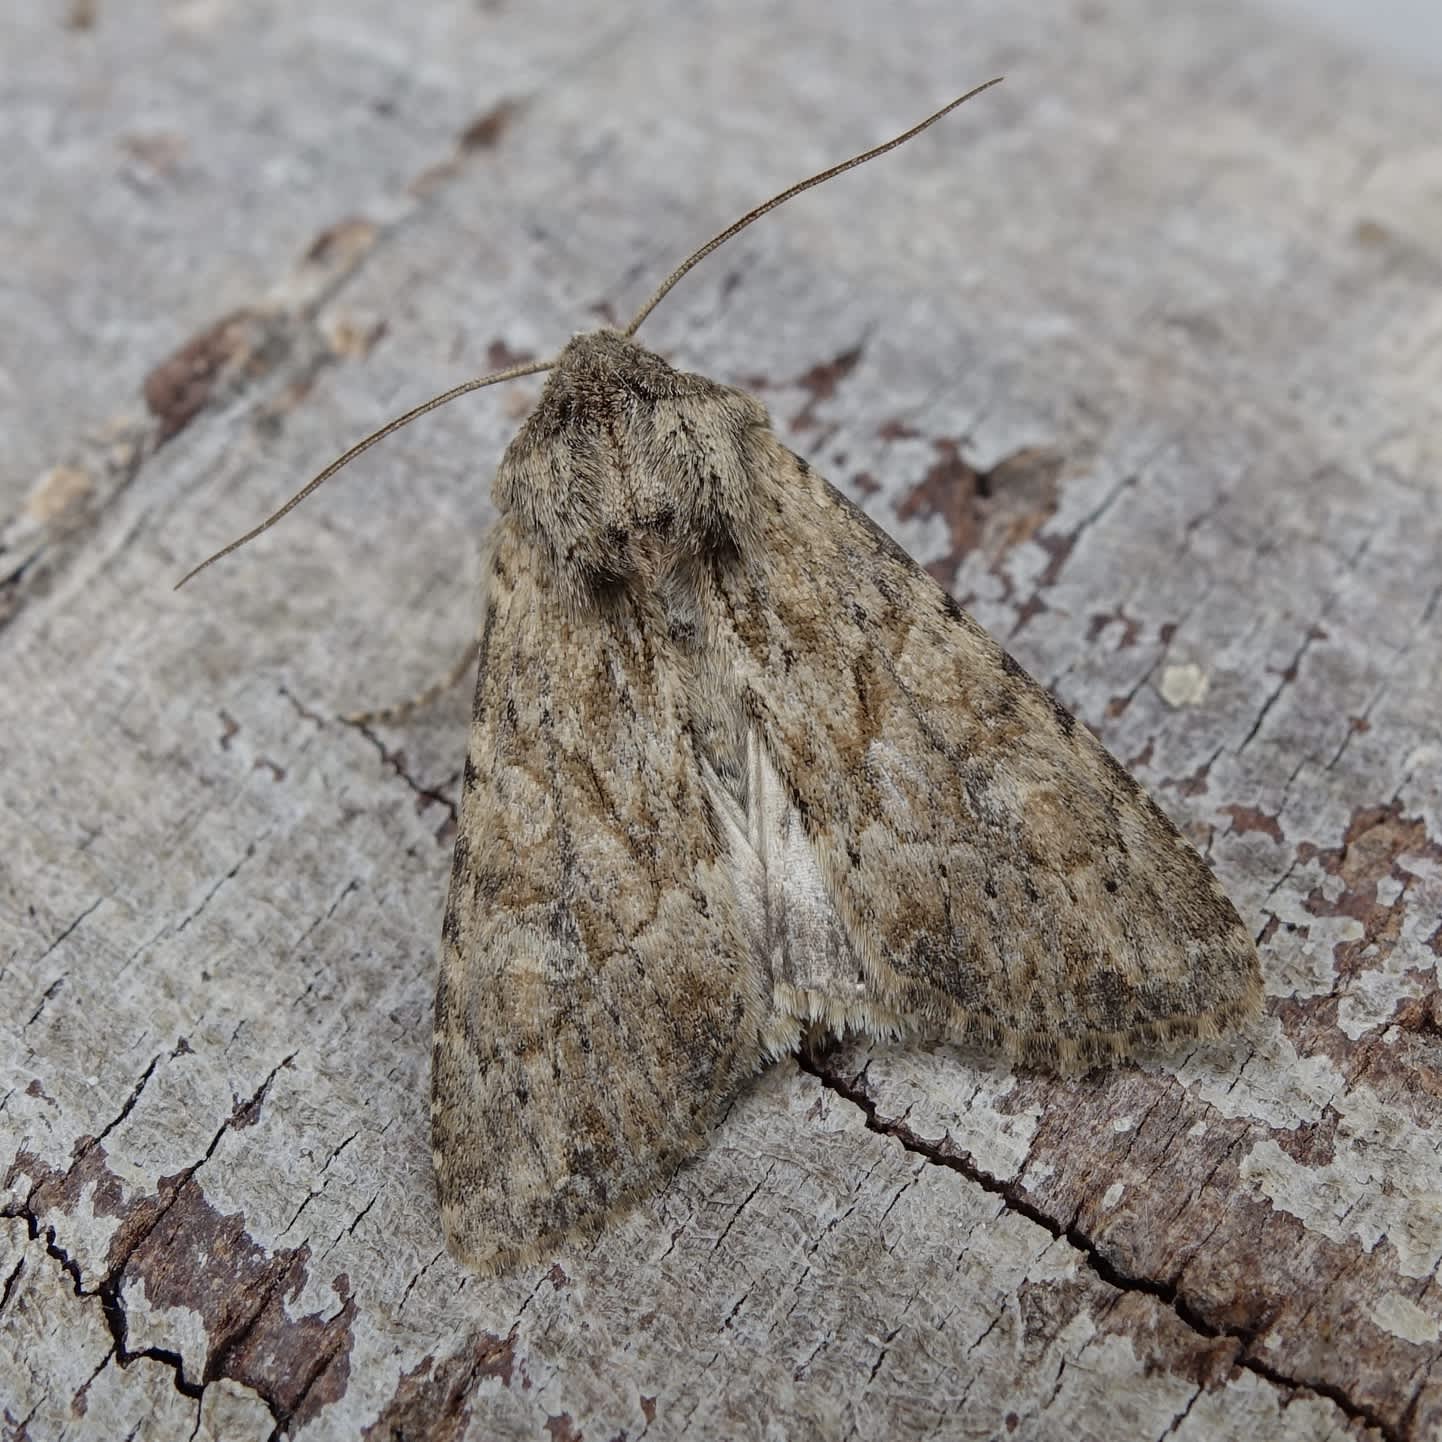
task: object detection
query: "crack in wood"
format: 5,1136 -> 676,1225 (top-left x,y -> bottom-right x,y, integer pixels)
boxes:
8,1210 -> 219,1415
7,2 -> 1442,1435
799,1052 -> 1403,1442
1,1055 -> 299,1429
345,718 -> 460,828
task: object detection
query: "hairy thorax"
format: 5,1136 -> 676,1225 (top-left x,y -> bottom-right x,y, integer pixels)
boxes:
493,330 -> 772,605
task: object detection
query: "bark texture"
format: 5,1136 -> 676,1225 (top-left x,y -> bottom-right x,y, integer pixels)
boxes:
4,1 -> 1441,1439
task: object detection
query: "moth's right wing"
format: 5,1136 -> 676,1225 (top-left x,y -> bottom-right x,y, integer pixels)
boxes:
714,444 -> 1262,1069
432,520 -> 768,1274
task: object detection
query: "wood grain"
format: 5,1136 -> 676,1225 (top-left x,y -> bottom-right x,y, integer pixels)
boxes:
3,1 -> 1440,1438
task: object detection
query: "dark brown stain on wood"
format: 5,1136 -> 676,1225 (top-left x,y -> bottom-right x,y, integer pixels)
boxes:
1299,802 -> 1442,983
461,100 -> 519,152
789,344 -> 866,431
1223,805 -> 1285,845
303,216 -> 379,268
487,338 -> 538,370
544,1413 -> 583,1442
142,310 -> 270,443
895,443 -> 1064,588
8,1139 -> 357,1428
1087,607 -> 1142,649
116,1181 -> 355,1421
363,1332 -> 518,1441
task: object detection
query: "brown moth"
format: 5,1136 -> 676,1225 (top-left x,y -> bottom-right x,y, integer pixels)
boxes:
180,80 -> 1262,1275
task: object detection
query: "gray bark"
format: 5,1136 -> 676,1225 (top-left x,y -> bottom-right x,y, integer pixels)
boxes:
4,1 -> 1440,1439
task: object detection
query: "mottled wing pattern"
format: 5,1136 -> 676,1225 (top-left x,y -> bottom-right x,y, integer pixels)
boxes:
433,519 -> 769,1273
714,443 -> 1263,1069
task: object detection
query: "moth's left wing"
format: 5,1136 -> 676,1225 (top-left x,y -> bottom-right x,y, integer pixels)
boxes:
713,444 -> 1262,1069
433,520 -> 769,1273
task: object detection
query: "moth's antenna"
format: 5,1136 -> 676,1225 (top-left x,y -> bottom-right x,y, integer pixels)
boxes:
174,356 -> 552,588
623,77 -> 1004,340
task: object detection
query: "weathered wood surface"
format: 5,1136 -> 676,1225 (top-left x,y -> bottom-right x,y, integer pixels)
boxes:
4,0 -> 1441,1438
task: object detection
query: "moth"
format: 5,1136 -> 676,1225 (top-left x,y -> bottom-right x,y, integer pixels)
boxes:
181,81 -> 1262,1274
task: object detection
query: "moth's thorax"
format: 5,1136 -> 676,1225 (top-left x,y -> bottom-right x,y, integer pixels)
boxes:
494,329 -> 772,602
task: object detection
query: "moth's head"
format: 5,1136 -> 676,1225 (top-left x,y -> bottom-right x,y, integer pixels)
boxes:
172,82 -> 1001,599
494,329 -> 771,601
